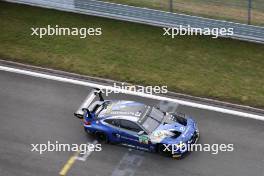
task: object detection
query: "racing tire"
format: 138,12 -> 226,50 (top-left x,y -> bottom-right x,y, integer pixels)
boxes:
84,127 -> 90,134
95,132 -> 108,143
157,144 -> 172,157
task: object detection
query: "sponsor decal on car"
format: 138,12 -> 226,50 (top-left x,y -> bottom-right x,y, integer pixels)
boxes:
139,135 -> 149,144
149,130 -> 174,143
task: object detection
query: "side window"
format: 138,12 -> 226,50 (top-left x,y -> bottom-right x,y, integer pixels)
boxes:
120,120 -> 142,133
104,119 -> 119,127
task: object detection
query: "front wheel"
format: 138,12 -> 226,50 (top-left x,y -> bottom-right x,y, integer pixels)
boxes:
157,144 -> 172,157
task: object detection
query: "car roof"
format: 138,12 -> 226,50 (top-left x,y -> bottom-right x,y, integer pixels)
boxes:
98,100 -> 150,122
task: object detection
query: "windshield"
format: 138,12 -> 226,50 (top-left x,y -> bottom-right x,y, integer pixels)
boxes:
141,107 -> 164,133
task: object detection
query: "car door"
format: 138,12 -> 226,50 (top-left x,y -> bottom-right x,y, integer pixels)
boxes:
118,119 -> 149,149
103,119 -> 121,143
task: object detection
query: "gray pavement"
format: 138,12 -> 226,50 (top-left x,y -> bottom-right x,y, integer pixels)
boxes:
0,70 -> 264,176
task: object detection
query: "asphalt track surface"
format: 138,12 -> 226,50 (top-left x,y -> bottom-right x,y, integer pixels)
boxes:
0,70 -> 264,176
5,0 -> 264,43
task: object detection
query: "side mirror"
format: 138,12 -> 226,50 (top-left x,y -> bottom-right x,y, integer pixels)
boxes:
137,131 -> 145,136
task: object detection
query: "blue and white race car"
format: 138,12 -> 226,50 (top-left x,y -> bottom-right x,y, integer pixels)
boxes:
74,89 -> 199,158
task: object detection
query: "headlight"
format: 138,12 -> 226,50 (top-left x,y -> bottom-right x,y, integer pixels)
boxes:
193,122 -> 197,129
175,142 -> 188,152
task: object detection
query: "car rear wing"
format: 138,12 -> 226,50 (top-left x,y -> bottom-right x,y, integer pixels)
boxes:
74,88 -> 104,119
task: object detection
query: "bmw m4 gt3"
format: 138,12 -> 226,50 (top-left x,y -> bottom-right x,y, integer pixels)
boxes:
74,89 -> 199,158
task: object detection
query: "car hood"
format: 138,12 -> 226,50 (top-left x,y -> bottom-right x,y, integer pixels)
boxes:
149,114 -> 194,144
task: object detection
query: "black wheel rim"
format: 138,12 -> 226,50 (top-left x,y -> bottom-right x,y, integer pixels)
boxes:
98,133 -> 106,142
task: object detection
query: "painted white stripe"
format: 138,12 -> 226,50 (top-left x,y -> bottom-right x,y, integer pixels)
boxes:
111,151 -> 144,176
76,140 -> 98,161
0,65 -> 263,121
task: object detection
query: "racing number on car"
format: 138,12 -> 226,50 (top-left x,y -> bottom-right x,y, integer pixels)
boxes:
180,127 -> 185,131
138,135 -> 149,144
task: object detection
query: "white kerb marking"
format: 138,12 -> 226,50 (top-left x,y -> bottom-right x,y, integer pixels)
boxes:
0,65 -> 263,121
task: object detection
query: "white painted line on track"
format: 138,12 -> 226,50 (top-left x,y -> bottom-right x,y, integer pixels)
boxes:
111,151 -> 144,176
76,140 -> 98,161
0,65 -> 263,121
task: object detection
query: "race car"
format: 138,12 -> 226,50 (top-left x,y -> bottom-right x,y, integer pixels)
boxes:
74,89 -> 199,158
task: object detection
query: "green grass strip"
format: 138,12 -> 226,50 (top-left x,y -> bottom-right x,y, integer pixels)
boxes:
0,2 -> 264,108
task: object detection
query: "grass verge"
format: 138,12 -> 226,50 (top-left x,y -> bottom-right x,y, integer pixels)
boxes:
0,1 -> 264,108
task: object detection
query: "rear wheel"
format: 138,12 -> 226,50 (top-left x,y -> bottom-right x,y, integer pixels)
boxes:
84,127 -> 89,134
95,132 -> 108,143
